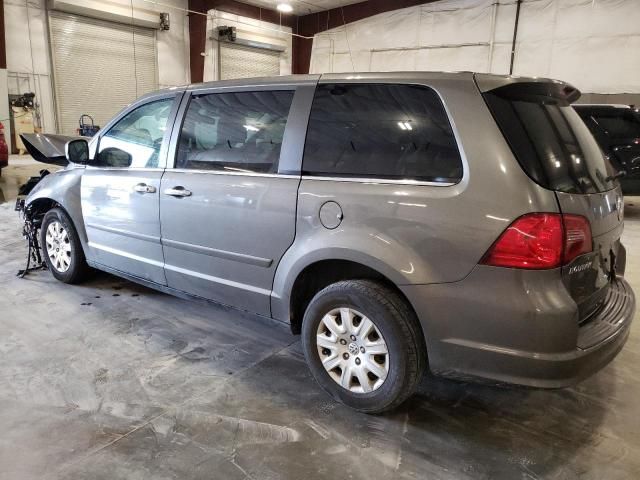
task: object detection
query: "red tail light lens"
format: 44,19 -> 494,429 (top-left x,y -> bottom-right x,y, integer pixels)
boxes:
481,213 -> 592,269
481,214 -> 563,269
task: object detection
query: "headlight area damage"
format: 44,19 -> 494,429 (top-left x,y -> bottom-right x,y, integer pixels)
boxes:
14,132 -> 80,277
15,169 -> 51,277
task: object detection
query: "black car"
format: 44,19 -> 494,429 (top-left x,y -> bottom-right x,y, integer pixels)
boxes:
574,104 -> 640,194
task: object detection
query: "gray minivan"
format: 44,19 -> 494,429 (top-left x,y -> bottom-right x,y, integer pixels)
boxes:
20,72 -> 636,413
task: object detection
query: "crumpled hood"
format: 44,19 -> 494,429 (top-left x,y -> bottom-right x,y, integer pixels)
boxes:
20,133 -> 87,166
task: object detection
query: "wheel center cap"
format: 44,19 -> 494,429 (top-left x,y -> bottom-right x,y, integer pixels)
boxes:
348,342 -> 359,356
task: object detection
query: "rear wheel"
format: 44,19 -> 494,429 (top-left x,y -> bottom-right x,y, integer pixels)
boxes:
301,280 -> 426,413
41,208 -> 90,284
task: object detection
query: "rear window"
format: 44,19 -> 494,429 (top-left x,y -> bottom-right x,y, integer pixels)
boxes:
302,84 -> 462,183
484,90 -> 618,194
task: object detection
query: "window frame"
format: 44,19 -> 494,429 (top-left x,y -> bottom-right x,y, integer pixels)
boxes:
300,82 -> 464,187
166,82 -> 315,177
89,92 -> 182,171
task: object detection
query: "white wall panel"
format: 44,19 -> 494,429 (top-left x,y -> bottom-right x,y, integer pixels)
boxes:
354,9 -> 419,50
309,51 -> 332,75
370,49 -> 416,72
493,2 -> 517,43
155,0 -> 190,89
329,52 -> 356,72
5,1 -> 49,74
309,0 -> 640,94
4,1 -> 55,147
419,1 -> 492,46
517,0 -> 555,41
489,43 -> 512,74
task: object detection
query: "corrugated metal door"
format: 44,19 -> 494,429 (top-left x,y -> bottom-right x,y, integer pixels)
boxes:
219,42 -> 280,80
49,11 -> 158,136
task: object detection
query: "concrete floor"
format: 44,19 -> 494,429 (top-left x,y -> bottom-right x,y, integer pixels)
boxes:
1,157 -> 640,479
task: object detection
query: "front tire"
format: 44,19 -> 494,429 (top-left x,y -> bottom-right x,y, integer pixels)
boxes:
41,208 -> 90,284
301,280 -> 426,413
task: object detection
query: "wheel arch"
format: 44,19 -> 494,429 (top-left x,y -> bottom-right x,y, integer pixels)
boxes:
24,168 -> 89,251
26,197 -> 61,220
28,199 -> 89,257
278,258 -> 424,345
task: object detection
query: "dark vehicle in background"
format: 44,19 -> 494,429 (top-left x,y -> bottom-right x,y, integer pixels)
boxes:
574,104 -> 640,194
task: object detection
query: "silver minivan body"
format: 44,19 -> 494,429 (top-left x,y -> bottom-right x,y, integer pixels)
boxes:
24,72 -> 635,389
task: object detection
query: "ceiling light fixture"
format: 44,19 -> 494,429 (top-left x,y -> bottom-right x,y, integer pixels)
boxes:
277,3 -> 293,13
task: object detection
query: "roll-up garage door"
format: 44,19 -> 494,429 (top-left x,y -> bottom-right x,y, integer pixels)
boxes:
219,42 -> 281,80
49,11 -> 158,136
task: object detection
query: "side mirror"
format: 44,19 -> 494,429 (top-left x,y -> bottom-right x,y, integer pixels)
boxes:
65,139 -> 89,164
98,147 -> 132,168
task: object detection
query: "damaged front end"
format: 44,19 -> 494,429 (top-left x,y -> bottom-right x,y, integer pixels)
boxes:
15,170 -> 51,277
15,133 -> 89,277
15,132 -> 83,277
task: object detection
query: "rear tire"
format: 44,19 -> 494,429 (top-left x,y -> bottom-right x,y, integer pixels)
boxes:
41,208 -> 91,284
301,280 -> 426,413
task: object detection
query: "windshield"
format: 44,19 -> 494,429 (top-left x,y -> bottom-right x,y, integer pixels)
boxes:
484,91 -> 618,194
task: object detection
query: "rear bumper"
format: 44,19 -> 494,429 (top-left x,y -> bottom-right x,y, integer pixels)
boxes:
401,269 -> 635,388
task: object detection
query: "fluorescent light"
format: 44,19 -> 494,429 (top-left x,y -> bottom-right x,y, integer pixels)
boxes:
404,122 -> 412,131
277,3 -> 293,13
244,125 -> 260,132
397,121 -> 413,131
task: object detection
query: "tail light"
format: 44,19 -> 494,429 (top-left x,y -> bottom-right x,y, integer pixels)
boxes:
481,213 -> 592,269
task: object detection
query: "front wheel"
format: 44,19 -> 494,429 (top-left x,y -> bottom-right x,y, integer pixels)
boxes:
41,208 -> 91,284
301,280 -> 426,413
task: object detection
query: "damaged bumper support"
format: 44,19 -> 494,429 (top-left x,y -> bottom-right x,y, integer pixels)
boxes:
15,170 -> 51,277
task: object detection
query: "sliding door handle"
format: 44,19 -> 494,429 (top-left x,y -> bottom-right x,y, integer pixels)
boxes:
163,186 -> 192,197
134,183 -> 156,194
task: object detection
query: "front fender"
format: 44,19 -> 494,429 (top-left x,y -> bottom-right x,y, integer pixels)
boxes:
26,167 -> 88,250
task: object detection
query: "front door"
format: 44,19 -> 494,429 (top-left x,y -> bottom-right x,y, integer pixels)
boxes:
159,87 -> 307,315
81,94 -> 180,284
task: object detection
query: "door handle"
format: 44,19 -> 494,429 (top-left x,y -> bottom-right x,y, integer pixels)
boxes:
134,183 -> 156,194
163,186 -> 192,197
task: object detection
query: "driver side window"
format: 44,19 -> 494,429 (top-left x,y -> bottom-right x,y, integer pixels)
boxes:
96,98 -> 174,168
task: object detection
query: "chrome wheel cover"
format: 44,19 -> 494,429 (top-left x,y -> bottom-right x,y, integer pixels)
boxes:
45,221 -> 72,273
316,307 -> 389,393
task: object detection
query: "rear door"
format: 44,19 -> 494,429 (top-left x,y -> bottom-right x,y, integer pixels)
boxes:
159,81 -> 315,315
482,82 -> 624,320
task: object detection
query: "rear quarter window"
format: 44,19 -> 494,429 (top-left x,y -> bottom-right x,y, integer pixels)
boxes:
484,91 -> 618,194
302,84 -> 462,183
